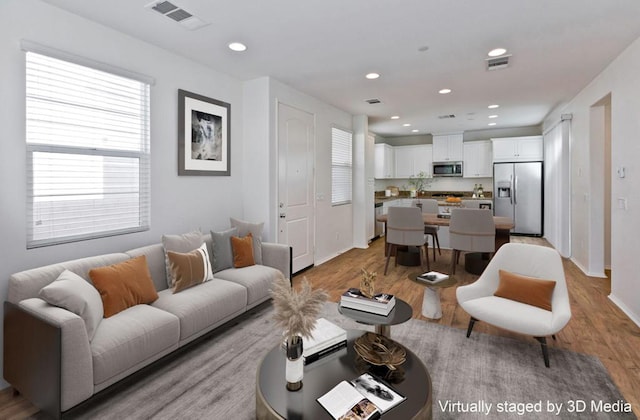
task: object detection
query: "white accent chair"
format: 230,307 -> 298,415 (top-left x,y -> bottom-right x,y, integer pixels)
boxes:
456,243 -> 572,367
415,199 -> 441,261
449,208 -> 495,274
384,206 -> 430,275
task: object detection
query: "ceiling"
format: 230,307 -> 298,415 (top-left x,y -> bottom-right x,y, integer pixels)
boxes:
42,0 -> 640,137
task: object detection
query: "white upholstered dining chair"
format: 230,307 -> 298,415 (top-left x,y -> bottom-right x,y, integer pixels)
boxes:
449,208 -> 495,274
456,243 -> 572,367
384,206 -> 430,275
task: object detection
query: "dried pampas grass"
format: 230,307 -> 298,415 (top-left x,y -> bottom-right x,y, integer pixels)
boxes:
270,273 -> 328,341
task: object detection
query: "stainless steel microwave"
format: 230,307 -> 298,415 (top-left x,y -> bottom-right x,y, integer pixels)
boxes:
432,161 -> 463,177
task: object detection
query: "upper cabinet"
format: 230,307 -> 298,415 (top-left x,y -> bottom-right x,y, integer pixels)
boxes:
394,145 -> 432,178
432,134 -> 463,162
463,140 -> 492,178
374,143 -> 395,179
491,136 -> 543,162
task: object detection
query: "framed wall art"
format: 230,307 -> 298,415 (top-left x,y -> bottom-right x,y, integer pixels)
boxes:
178,89 -> 231,176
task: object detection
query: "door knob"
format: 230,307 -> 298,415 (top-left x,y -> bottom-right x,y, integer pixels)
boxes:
279,212 -> 286,219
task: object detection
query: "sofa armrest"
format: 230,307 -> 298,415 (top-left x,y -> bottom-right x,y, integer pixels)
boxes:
261,242 -> 292,282
4,299 -> 94,417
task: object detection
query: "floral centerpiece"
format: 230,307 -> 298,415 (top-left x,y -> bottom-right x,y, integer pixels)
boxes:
271,274 -> 327,390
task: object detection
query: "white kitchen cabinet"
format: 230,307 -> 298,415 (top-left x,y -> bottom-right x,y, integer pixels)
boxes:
463,140 -> 493,178
492,136 -> 543,162
374,143 -> 395,178
432,134 -> 463,162
394,145 -> 432,178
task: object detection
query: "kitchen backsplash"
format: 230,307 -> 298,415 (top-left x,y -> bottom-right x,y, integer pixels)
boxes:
374,177 -> 493,193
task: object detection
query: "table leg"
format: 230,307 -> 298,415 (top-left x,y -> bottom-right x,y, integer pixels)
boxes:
421,287 -> 442,319
375,324 -> 391,338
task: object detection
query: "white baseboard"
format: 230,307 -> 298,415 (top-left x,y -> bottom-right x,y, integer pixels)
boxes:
315,247 -> 354,266
570,257 -> 607,278
608,294 -> 640,328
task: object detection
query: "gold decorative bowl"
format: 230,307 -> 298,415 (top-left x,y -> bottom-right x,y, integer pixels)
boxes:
354,332 -> 406,370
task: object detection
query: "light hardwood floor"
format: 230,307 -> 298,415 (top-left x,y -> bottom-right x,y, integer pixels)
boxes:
1,237 -> 638,418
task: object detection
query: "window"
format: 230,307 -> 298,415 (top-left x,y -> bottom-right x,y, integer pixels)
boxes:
25,51 -> 151,248
331,127 -> 353,206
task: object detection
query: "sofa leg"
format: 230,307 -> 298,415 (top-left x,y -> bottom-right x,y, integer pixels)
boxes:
466,317 -> 477,338
535,336 -> 550,368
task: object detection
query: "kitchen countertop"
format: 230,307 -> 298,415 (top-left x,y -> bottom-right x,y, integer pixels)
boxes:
375,193 -> 492,206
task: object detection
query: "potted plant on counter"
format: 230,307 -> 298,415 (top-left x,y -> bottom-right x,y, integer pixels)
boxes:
408,171 -> 432,197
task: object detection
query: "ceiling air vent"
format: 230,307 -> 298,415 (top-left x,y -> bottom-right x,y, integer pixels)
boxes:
486,54 -> 512,71
438,114 -> 456,119
365,99 -> 381,104
145,1 -> 209,30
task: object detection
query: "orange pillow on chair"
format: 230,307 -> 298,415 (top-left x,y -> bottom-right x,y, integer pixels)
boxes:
231,233 -> 255,268
494,269 -> 556,311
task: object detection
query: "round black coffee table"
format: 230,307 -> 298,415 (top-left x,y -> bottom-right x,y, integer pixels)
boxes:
255,330 -> 432,420
338,298 -> 412,338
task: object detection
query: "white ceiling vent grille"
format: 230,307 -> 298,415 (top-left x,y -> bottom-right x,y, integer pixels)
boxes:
145,1 -> 209,30
486,54 -> 512,71
438,114 -> 456,119
365,98 -> 381,104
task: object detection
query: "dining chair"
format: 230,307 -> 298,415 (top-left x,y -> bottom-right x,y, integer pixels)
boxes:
449,208 -> 495,274
456,243 -> 571,367
384,206 -> 430,275
415,199 -> 441,261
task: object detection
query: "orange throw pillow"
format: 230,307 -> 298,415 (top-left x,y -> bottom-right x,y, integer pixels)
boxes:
89,255 -> 159,317
231,233 -> 255,268
494,269 -> 556,311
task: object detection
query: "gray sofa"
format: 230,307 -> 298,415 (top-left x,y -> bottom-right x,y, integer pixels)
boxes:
3,232 -> 291,419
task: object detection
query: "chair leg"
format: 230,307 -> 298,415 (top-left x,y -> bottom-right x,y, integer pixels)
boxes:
434,232 -> 441,256
535,336 -> 550,368
450,249 -> 457,274
466,317 -> 477,338
422,244 -> 430,271
384,244 -> 394,275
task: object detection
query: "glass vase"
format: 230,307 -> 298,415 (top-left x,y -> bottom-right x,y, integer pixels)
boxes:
285,335 -> 303,391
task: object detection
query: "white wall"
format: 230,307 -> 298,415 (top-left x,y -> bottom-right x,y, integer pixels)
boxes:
242,77 -> 354,266
0,0 -> 246,386
543,35 -> 640,326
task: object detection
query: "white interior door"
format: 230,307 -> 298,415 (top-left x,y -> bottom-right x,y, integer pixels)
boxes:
277,103 -> 315,273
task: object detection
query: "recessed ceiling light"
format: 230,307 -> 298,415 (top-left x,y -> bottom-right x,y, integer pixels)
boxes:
488,122 -> 497,126
390,115 -> 400,120
366,73 -> 380,80
488,115 -> 499,119
228,42 -> 247,52
488,48 -> 507,57
439,88 -> 452,94
488,104 -> 500,109
412,129 -> 419,133
403,123 -> 411,127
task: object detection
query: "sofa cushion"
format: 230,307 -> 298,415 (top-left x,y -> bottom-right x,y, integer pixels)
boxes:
152,279 -> 247,342
91,304 -> 180,387
210,227 -> 238,273
39,269 -> 103,341
215,264 -> 281,307
162,231 -> 203,288
89,255 -> 159,317
494,269 -> 556,311
167,243 -> 214,293
230,218 -> 263,264
125,243 -> 168,292
231,233 -> 255,268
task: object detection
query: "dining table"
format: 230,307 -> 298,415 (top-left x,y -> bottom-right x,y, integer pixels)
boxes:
376,212 -> 515,273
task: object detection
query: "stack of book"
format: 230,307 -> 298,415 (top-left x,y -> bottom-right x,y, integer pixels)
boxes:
340,288 -> 396,316
302,318 -> 347,364
415,271 -> 449,285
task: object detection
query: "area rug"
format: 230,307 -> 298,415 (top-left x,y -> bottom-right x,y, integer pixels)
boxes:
58,302 -> 634,420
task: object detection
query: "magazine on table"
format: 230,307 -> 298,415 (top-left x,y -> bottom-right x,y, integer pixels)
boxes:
416,271 -> 449,284
341,288 -> 396,308
317,373 -> 405,419
339,300 -> 395,316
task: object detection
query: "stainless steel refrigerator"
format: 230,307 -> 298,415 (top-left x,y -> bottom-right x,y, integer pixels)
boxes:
493,161 -> 543,236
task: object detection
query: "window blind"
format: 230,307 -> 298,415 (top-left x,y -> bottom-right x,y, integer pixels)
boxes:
26,51 -> 151,248
331,127 -> 353,206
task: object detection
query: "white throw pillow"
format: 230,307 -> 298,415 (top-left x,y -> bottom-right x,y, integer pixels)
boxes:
39,270 -> 104,341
